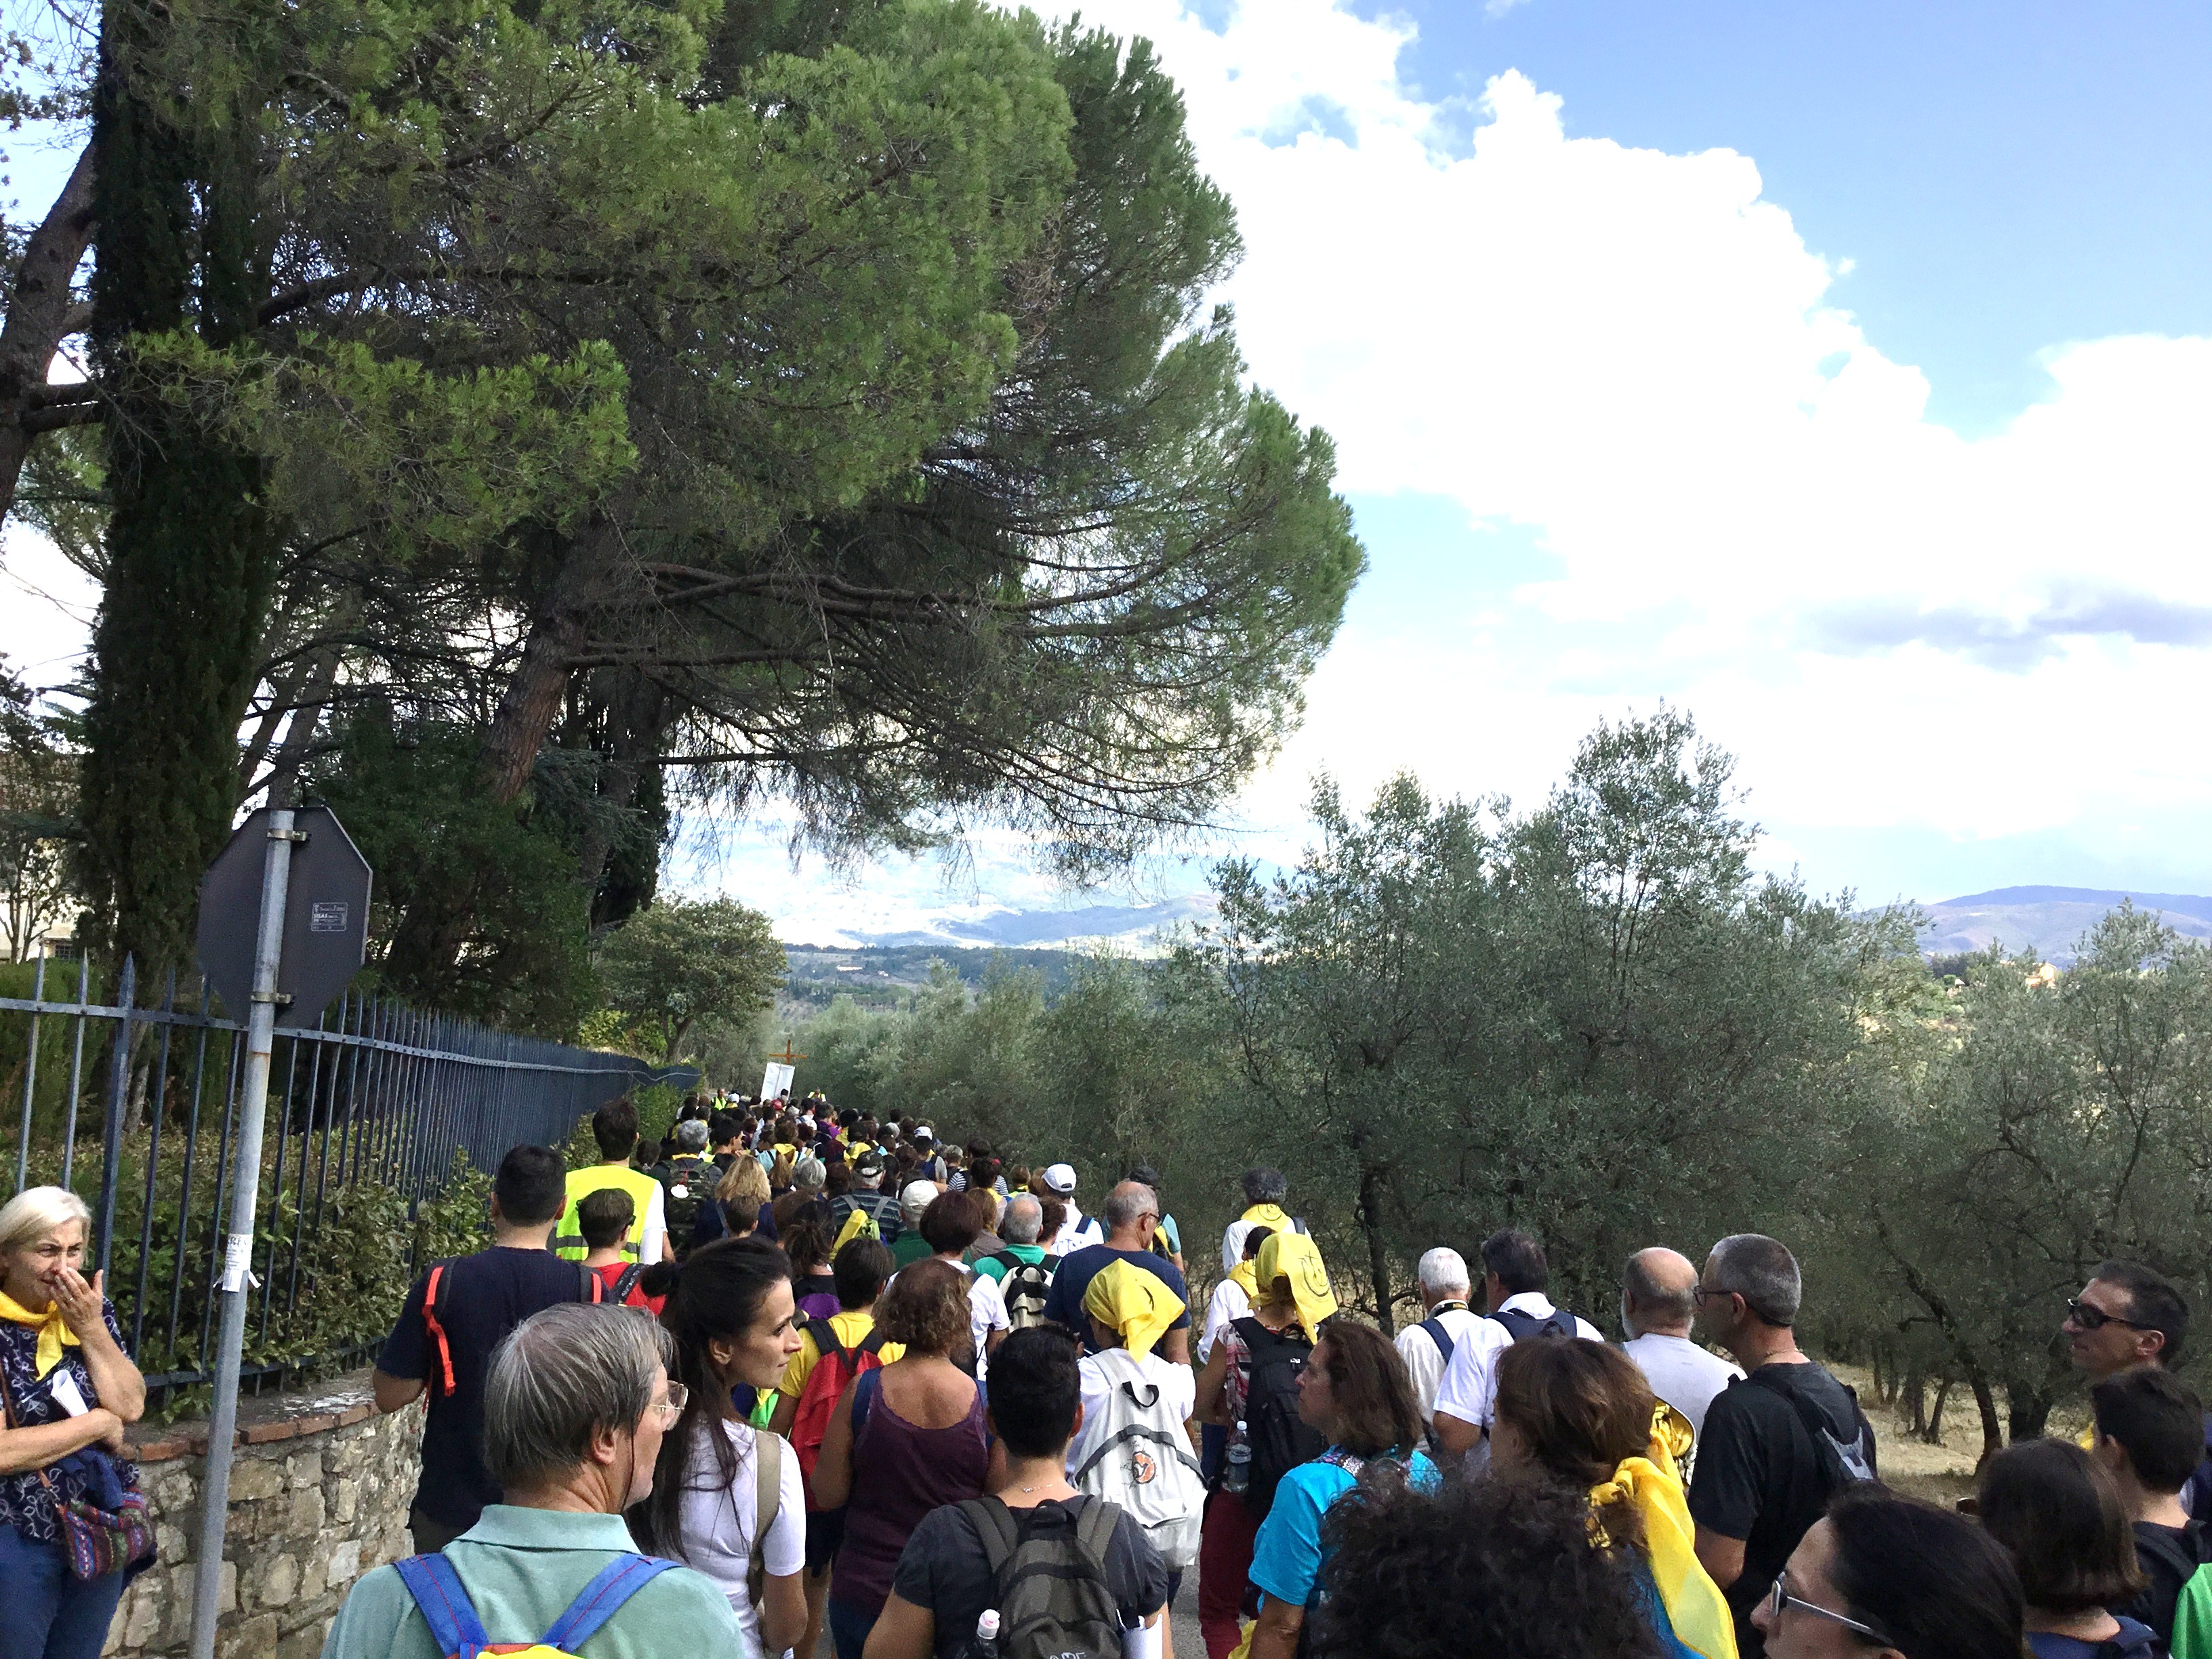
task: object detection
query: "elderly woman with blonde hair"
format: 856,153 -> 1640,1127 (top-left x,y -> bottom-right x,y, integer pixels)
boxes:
0,1186 -> 149,1658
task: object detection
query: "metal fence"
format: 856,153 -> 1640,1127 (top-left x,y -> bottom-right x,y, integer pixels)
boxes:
0,953 -> 697,1397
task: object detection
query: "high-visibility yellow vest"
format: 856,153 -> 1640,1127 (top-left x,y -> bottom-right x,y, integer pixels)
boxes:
552,1164 -> 662,1261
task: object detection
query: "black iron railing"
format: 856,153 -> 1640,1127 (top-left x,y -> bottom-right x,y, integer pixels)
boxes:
1,954 -> 696,1396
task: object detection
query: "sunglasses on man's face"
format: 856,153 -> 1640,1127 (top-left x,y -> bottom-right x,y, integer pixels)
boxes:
2066,1297 -> 2148,1332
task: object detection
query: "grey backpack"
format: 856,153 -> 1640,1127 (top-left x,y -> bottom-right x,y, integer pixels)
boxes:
958,1494 -> 1125,1659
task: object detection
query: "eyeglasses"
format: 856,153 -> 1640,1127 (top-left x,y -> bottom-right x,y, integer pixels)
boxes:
1691,1285 -> 1726,1305
649,1383 -> 691,1424
2066,1297 -> 2148,1332
1765,1578 -> 1892,1645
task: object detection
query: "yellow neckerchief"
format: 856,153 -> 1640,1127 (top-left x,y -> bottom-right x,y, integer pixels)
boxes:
1254,1229 -> 1336,1334
1084,1258 -> 1186,1360
1585,1406 -> 1737,1659
1226,1258 -> 1261,1300
1240,1202 -> 1292,1230
0,1290 -> 77,1380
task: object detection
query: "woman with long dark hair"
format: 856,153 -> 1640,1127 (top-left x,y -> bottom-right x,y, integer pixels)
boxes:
628,1236 -> 807,1659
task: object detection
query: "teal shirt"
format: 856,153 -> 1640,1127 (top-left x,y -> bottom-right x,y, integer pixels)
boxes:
319,1506 -> 742,1659
975,1242 -> 1048,1282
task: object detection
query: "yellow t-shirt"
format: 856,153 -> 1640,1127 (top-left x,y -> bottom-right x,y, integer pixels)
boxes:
777,1308 -> 905,1401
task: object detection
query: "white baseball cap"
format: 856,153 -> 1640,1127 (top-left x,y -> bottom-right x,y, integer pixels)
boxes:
901,1179 -> 941,1215
1040,1162 -> 1078,1195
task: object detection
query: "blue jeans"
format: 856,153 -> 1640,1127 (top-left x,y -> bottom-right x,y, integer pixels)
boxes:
827,1593 -> 878,1659
0,1522 -> 128,1659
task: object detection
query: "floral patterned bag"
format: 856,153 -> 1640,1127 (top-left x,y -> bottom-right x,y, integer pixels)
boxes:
0,1364 -> 155,1580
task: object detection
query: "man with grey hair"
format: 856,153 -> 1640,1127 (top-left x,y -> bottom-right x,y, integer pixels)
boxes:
325,1304 -> 743,1659
1221,1166 -> 1305,1273
650,1118 -> 717,1258
1395,1247 -> 1482,1448
1688,1233 -> 1878,1659
975,1193 -> 1055,1330
1041,1181 -> 1195,1360
1618,1246 -> 1741,1456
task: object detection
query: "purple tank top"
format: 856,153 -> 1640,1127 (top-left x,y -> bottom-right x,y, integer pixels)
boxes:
832,1370 -> 990,1616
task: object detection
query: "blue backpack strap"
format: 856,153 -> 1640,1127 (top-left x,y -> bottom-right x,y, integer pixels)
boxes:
852,1367 -> 882,1439
1418,1316 -> 1456,1368
539,1555 -> 681,1652
394,1553 -> 491,1657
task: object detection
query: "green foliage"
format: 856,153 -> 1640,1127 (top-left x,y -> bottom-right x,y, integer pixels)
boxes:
312,714 -> 596,1035
596,895 -> 783,1061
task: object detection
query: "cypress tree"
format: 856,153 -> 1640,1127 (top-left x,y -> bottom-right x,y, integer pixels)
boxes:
77,3 -> 279,977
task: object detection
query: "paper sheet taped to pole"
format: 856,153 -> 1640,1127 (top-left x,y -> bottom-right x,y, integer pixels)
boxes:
219,1231 -> 262,1292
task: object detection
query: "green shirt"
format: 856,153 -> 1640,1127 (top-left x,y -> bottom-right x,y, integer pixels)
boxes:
890,1231 -> 934,1270
974,1242 -> 1048,1283
319,1505 -> 741,1659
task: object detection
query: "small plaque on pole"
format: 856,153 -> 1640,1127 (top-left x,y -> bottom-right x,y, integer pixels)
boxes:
195,805 -> 373,1026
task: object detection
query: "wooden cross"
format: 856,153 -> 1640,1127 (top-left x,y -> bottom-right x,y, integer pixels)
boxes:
769,1038 -> 808,1066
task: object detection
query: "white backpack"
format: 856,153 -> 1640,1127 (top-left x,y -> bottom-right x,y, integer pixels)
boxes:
1069,1349 -> 1205,1570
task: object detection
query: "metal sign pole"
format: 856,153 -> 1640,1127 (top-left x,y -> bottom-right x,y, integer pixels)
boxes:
188,808 -> 297,1659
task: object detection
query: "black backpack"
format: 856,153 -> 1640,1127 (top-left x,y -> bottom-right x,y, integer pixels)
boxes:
1742,1366 -> 1877,1492
993,1251 -> 1058,1330
657,1155 -> 716,1256
1487,1305 -> 1578,1343
1233,1316 -> 1328,1521
958,1494 -> 1126,1659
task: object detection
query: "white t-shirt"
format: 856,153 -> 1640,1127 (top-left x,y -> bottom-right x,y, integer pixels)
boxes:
966,1264 -> 1010,1379
1393,1303 -> 1483,1427
1068,1349 -> 1198,1479
1430,1294 -> 1606,1435
676,1421 -> 806,1657
1198,1278 -> 1250,1363
1620,1332 -> 1742,1441
635,1183 -> 669,1265
1047,1201 -> 1101,1256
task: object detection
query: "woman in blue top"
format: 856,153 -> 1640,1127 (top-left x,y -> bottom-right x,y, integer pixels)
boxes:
1246,1319 -> 1438,1659
1978,1438 -> 2157,1659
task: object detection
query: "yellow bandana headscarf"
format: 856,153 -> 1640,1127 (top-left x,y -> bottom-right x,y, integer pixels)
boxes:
0,1291 -> 77,1380
1586,1405 -> 1737,1659
1254,1230 -> 1336,1335
1084,1259 -> 1185,1360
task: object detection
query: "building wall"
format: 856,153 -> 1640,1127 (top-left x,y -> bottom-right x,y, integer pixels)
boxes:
104,1374 -> 422,1659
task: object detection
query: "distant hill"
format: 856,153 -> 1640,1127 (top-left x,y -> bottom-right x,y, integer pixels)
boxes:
1920,886 -> 2212,964
779,943 -> 1090,1012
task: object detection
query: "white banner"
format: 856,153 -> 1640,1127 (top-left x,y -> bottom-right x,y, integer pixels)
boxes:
760,1062 -> 795,1102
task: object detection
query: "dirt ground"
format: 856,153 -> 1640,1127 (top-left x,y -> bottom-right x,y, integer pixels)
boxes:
1824,1359 -> 2090,1509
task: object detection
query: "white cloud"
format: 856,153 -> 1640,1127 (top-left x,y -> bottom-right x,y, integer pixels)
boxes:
1036,0 -> 2212,896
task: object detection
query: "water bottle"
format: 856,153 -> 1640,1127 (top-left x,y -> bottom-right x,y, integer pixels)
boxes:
976,1607 -> 1002,1658
1224,1424 -> 1251,1494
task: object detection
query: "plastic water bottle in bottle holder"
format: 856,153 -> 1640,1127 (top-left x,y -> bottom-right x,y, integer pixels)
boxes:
975,1606 -> 1002,1658
1223,1425 -> 1251,1494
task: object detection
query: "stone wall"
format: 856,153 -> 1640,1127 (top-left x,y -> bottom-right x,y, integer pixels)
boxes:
104,1371 -> 422,1659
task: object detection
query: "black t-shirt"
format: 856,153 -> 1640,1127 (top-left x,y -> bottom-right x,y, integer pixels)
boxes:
377,1245 -> 590,1528
2121,1519 -> 2212,1646
1687,1361 -> 1876,1659
891,1495 -> 1169,1658
1040,1246 -> 1193,1350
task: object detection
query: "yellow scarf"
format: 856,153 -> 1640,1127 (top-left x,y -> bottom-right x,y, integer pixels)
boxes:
1084,1259 -> 1185,1360
1589,1413 -> 1737,1659
0,1290 -> 77,1380
1254,1230 -> 1336,1334
1240,1202 -> 1292,1230
1226,1258 -> 1260,1300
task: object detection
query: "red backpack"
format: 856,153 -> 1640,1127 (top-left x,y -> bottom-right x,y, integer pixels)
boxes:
790,1316 -> 888,1505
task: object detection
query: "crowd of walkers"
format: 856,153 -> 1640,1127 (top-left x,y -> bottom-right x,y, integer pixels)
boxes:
8,1090 -> 2212,1657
